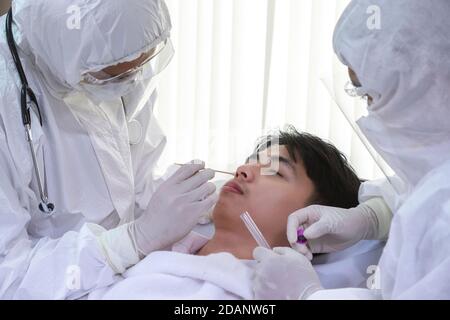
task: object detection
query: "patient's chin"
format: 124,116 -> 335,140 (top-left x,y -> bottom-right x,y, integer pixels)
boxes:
217,190 -> 243,206
213,195 -> 246,219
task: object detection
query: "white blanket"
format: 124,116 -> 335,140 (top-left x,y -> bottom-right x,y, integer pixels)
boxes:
89,250 -> 255,300
88,225 -> 384,300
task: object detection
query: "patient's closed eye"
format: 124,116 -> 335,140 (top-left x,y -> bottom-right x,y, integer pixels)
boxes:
268,169 -> 283,177
273,170 -> 283,178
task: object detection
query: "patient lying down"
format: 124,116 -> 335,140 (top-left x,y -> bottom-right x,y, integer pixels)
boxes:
89,127 -> 362,300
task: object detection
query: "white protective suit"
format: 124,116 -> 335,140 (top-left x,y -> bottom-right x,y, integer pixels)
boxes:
310,0 -> 450,299
0,0 -> 171,299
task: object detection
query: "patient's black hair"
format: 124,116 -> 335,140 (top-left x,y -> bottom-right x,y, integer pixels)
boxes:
253,125 -> 361,209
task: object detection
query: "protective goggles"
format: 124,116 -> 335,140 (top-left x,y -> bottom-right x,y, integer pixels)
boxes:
344,80 -> 369,98
81,38 -> 174,85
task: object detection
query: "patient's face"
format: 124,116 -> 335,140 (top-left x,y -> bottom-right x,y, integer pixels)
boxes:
213,146 -> 315,248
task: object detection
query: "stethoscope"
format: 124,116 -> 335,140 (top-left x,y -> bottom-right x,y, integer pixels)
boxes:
5,9 -> 55,215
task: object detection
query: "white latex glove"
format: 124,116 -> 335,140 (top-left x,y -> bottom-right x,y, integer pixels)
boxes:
197,179 -> 227,225
130,160 -> 218,256
287,198 -> 392,256
253,247 -> 323,300
197,205 -> 214,225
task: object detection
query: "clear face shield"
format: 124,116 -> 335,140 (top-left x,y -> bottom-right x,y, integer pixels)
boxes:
78,38 -> 174,102
320,65 -> 399,195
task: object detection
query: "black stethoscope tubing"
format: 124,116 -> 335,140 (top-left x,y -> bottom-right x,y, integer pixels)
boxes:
5,8 -> 54,214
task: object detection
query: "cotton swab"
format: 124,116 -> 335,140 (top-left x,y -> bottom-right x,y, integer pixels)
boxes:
175,163 -> 235,176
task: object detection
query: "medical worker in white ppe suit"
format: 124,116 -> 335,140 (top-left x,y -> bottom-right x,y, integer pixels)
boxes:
253,0 -> 450,299
0,0 -> 218,299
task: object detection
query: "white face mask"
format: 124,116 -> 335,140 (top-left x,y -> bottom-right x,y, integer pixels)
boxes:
78,78 -> 141,103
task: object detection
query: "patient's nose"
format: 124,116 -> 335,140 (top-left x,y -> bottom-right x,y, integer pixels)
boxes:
236,164 -> 255,182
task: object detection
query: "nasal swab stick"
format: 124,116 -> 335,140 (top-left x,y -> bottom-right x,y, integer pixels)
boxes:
175,163 -> 235,176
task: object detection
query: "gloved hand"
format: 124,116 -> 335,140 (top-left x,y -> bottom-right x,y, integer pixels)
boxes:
197,179 -> 226,225
130,160 -> 218,256
286,198 -> 392,256
253,247 -> 323,300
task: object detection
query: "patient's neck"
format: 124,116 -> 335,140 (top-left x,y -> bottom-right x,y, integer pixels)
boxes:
197,228 -> 256,260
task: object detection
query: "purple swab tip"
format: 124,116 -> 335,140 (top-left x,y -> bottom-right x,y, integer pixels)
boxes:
297,228 -> 307,244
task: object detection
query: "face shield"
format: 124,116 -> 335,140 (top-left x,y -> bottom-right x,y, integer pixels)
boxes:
344,81 -> 370,102
320,70 -> 398,195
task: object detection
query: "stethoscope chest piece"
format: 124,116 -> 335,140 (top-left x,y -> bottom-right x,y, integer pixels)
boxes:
39,202 -> 55,215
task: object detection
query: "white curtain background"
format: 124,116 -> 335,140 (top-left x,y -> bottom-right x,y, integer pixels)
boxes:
154,0 -> 393,180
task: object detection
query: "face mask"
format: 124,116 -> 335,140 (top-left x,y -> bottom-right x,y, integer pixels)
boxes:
78,78 -> 140,103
